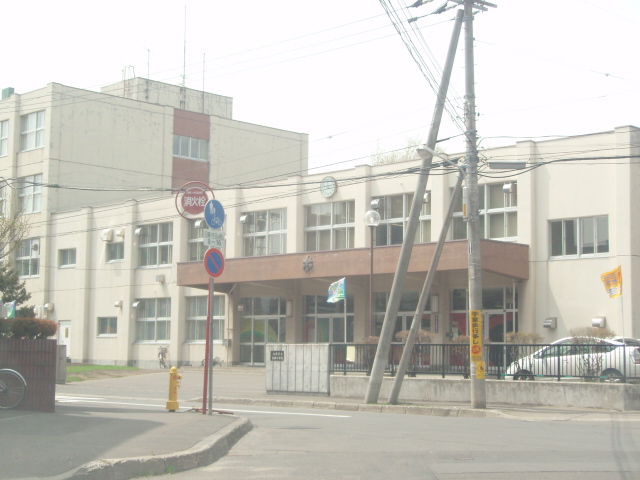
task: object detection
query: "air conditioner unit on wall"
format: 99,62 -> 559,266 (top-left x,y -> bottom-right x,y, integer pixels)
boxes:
101,229 -> 114,242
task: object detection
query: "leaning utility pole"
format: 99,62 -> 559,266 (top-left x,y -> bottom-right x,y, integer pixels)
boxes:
364,9 -> 464,405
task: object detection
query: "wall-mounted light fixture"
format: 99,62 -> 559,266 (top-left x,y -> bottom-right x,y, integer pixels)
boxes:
44,303 -> 55,312
237,304 -> 244,312
592,316 -> 606,328
156,275 -> 165,284
503,183 -> 517,194
114,300 -> 123,308
430,294 -> 439,313
134,227 -> 143,236
370,198 -> 381,210
132,301 -> 140,309
194,219 -> 205,229
239,214 -> 248,224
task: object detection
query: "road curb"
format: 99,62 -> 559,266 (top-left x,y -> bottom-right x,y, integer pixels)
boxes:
203,396 -> 504,418
57,416 -> 253,480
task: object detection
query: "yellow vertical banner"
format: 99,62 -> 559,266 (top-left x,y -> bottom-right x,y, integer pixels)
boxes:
601,266 -> 622,298
470,310 -> 483,362
476,360 -> 486,379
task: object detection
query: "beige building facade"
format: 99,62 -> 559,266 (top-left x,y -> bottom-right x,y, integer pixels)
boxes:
2,80 -> 638,368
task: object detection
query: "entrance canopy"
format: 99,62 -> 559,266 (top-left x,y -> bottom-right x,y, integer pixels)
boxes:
177,239 -> 529,292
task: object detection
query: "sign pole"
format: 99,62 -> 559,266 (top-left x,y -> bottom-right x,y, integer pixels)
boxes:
202,277 -> 212,414
207,277 -> 215,415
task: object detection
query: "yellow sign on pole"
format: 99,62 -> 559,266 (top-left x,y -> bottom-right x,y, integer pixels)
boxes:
601,266 -> 622,298
476,360 -> 486,379
470,310 -> 484,362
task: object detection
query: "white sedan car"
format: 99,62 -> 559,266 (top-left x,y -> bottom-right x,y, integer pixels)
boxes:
505,337 -> 640,382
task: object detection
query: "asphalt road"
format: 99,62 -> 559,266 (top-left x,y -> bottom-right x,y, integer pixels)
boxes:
52,369 -> 640,479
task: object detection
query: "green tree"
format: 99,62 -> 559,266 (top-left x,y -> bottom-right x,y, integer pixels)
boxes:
0,263 -> 35,318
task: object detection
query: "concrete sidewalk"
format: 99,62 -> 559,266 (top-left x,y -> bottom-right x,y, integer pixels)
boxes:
4,366 -> 640,480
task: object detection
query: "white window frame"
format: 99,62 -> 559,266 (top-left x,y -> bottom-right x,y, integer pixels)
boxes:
173,135 -> 209,162
16,238 -> 40,278
549,215 -> 609,259
304,201 -> 355,252
135,298 -> 171,342
372,193 -> 431,246
97,317 -> 118,336
186,296 -> 225,342
452,182 -> 518,241
59,248 -> 76,268
138,222 -> 173,267
0,120 -> 8,157
106,242 -> 124,262
18,174 -> 43,214
20,111 -> 45,151
242,208 -> 287,257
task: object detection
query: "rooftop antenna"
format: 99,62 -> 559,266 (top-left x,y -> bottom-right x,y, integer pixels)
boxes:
181,6 -> 187,109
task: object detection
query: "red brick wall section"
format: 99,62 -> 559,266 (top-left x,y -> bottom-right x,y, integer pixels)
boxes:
0,339 -> 57,412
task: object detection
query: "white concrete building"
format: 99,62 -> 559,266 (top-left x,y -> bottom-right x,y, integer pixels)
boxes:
2,81 -> 638,367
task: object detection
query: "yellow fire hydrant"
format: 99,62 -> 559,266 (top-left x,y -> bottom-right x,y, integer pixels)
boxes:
166,366 -> 182,412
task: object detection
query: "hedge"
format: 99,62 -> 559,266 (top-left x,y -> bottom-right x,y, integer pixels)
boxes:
0,318 -> 58,339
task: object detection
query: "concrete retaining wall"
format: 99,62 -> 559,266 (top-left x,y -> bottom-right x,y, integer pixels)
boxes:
330,375 -> 640,411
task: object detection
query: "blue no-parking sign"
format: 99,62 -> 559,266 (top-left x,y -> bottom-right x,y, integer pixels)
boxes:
204,199 -> 225,230
203,248 -> 225,278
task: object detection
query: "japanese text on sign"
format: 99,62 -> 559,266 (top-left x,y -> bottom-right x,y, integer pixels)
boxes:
470,310 -> 484,362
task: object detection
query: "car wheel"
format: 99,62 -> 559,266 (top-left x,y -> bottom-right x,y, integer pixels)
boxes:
513,370 -> 534,381
600,369 -> 624,383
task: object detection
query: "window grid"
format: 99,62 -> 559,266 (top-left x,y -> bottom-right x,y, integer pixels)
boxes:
173,135 -> 209,162
242,208 -> 287,256
59,248 -> 76,267
18,174 -> 43,214
107,242 -> 124,262
304,201 -> 355,252
452,183 -> 518,241
550,215 -> 609,258
20,111 -> 45,151
98,317 -> 118,336
16,238 -> 40,277
302,294 -> 354,343
0,120 -> 8,156
138,223 -> 173,267
186,296 -> 225,341
372,193 -> 431,245
136,298 -> 171,342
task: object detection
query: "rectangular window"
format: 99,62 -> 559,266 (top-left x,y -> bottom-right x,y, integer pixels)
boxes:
304,201 -> 355,252
549,216 -> 608,258
20,111 -> 45,151
452,183 -> 517,241
0,120 -> 8,156
138,222 -> 173,267
242,208 -> 287,256
18,174 -> 43,214
98,317 -> 118,336
107,242 -> 124,262
186,296 -> 225,341
371,194 -> 432,245
16,238 -> 40,277
136,298 -> 171,342
59,248 -> 76,267
173,135 -> 209,161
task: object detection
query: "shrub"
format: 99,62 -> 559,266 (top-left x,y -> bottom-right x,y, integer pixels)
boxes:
0,318 -> 58,339
395,329 -> 435,344
568,326 -> 616,341
505,331 -> 543,344
362,336 -> 380,344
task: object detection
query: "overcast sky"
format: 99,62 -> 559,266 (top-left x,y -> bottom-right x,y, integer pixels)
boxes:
3,0 -> 639,175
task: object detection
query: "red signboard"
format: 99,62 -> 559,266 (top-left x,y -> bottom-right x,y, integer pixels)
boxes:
182,187 -> 208,215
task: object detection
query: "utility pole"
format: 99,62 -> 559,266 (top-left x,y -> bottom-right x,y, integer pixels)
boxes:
364,9 -> 464,405
460,0 -> 496,409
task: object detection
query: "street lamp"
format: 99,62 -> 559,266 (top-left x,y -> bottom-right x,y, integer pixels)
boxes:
363,210 -> 381,336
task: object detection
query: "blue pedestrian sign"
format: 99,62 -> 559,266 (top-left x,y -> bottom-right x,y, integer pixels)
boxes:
203,248 -> 225,278
204,199 -> 225,230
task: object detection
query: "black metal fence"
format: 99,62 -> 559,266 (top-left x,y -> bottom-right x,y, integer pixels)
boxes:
329,343 -> 640,382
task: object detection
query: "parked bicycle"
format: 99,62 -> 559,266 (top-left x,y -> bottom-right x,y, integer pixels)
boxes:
201,356 -> 223,367
158,346 -> 168,369
0,368 -> 27,409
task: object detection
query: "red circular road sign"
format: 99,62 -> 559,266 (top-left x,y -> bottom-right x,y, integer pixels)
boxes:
182,187 -> 209,215
203,248 -> 225,278
175,181 -> 215,219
